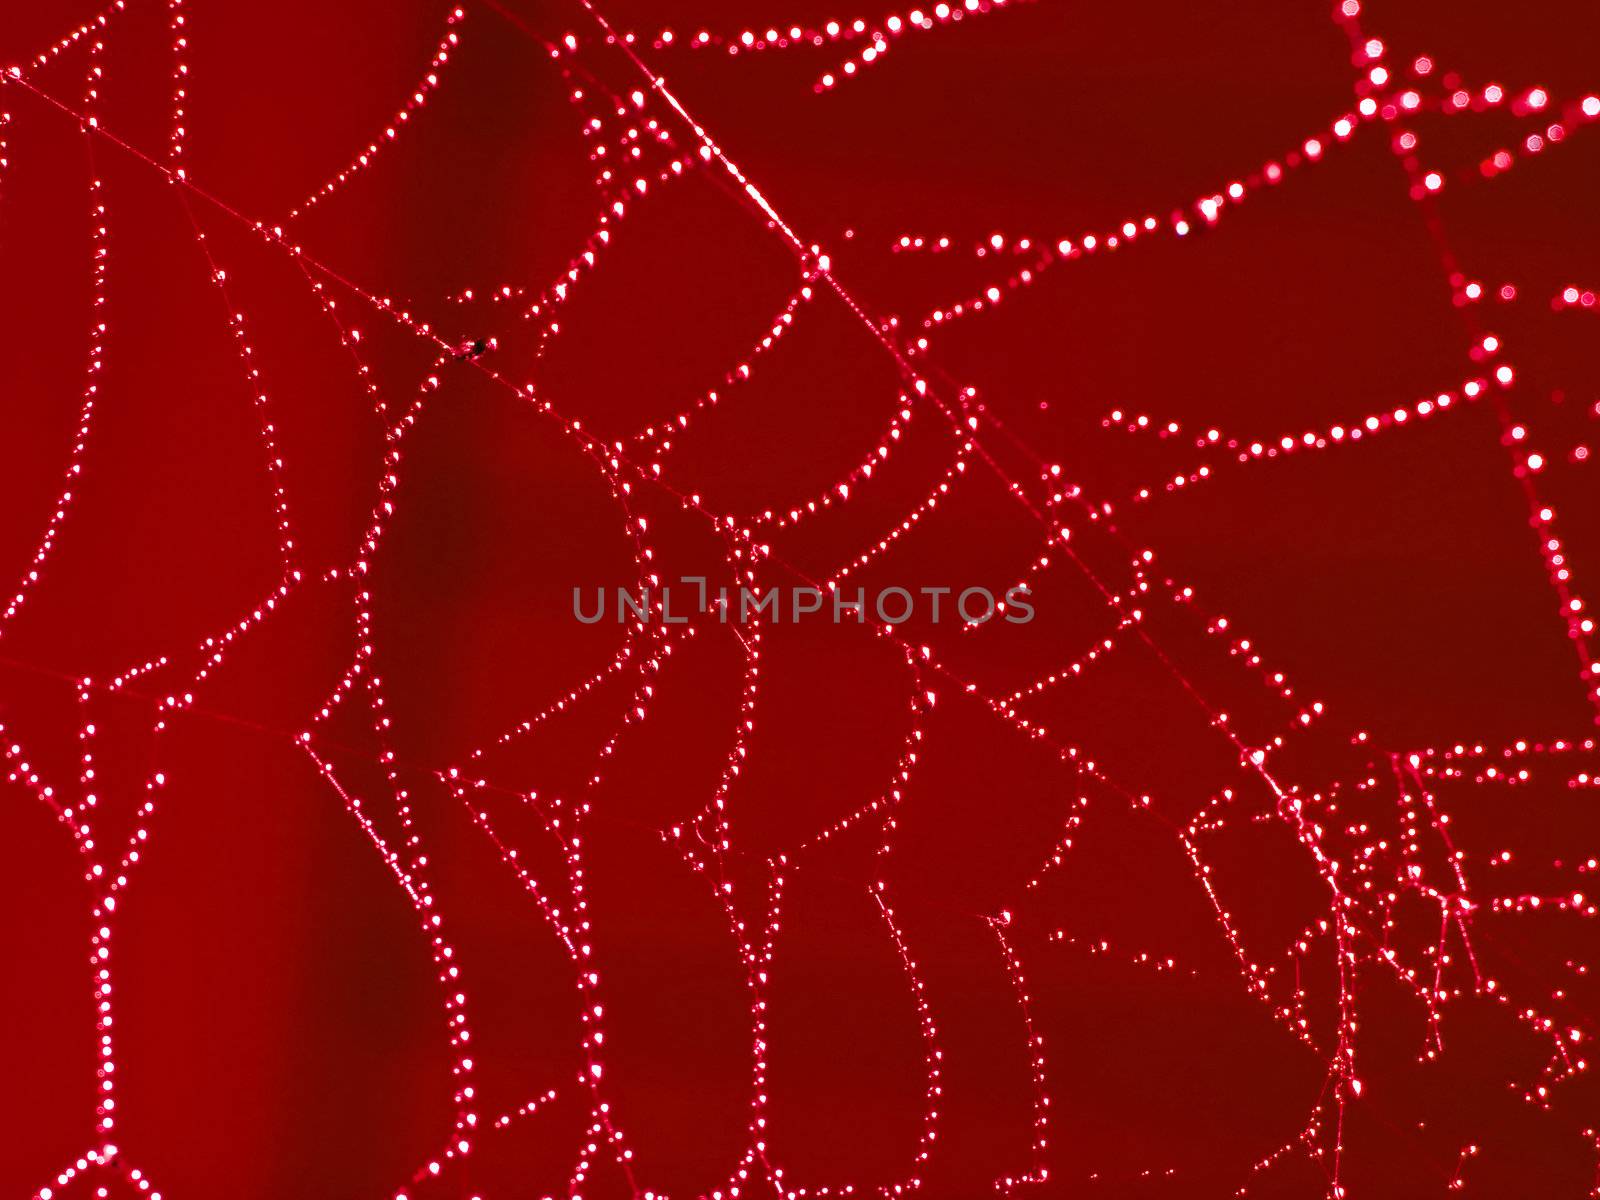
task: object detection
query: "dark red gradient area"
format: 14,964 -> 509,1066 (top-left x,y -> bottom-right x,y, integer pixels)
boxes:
1,2 -> 1598,1198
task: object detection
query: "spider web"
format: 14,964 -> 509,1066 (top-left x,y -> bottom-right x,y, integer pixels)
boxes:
0,1 -> 1598,1198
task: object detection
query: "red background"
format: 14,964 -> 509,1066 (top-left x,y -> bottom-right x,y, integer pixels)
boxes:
1,1 -> 1598,1197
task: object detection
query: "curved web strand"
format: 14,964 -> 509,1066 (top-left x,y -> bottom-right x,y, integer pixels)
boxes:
284,6 -> 467,222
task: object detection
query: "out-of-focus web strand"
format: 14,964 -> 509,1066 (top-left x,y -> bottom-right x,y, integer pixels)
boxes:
1337,16 -> 1600,721
0,1 -> 1594,1198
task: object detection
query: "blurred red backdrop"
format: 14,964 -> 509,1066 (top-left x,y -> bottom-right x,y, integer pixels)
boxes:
1,1 -> 1598,1197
